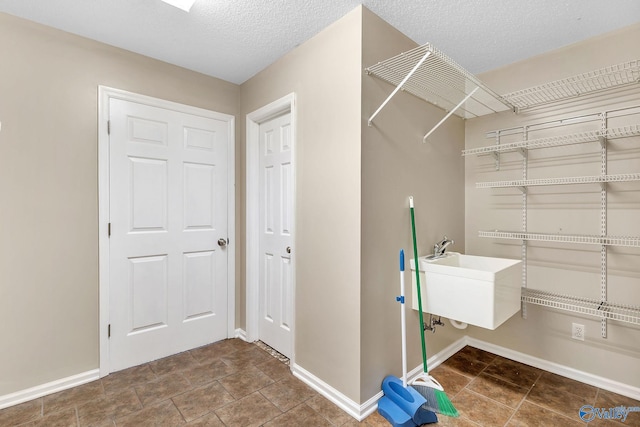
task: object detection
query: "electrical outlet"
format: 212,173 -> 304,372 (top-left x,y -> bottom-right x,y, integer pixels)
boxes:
572,323 -> 585,341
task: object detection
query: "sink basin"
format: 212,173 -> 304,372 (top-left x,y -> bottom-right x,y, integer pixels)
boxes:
410,252 -> 521,330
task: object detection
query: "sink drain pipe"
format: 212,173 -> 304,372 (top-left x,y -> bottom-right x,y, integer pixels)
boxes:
449,319 -> 468,329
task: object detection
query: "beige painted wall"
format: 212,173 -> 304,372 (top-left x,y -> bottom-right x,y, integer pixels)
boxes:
0,13 -> 239,395
240,7 -> 363,401
465,23 -> 640,388
360,8 -> 467,401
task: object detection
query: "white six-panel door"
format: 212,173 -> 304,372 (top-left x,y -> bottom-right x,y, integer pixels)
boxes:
108,98 -> 229,371
258,112 -> 293,358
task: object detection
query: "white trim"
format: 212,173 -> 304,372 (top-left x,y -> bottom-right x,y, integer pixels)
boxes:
466,337 -> 640,401
292,363 -> 376,421
406,336 -> 468,381
245,93 -> 297,364
97,86 -> 236,377
0,370 -> 99,410
235,328 -> 248,341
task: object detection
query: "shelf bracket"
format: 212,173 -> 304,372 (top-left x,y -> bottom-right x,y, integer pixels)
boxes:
423,87 -> 479,142
598,135 -> 607,148
491,151 -> 500,171
367,51 -> 432,127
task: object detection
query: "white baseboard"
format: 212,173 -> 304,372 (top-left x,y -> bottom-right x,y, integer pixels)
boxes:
0,369 -> 100,410
466,337 -> 640,401
235,328 -> 248,341
292,363 -> 378,421
406,336 -> 468,381
288,338 -> 467,421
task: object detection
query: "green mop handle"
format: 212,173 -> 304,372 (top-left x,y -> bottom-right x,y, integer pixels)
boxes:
409,197 -> 428,374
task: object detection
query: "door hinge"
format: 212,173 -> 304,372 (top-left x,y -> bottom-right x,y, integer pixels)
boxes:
107,120 -> 111,135
108,324 -> 111,338
108,223 -> 111,237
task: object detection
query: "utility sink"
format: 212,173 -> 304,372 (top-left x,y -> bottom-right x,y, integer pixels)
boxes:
410,252 -> 521,330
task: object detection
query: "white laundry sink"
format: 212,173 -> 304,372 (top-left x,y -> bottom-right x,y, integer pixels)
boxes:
410,252 -> 521,330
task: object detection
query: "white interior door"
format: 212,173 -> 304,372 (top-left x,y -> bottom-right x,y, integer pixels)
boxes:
108,98 -> 229,371
258,112 -> 293,358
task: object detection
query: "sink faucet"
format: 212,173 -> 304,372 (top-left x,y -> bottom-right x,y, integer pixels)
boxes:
433,236 -> 454,257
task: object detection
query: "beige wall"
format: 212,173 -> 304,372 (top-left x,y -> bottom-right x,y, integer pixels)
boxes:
465,23 -> 640,387
240,7 -> 364,401
0,13 -> 239,395
360,8 -> 467,401
4,3 -> 637,408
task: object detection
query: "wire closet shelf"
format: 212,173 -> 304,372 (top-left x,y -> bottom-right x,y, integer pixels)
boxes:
478,231 -> 640,248
462,124 -> 640,156
365,43 -> 516,122
522,289 -> 640,325
502,60 -> 640,111
476,173 -> 640,189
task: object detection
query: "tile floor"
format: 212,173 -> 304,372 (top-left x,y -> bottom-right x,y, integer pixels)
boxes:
0,340 -> 638,426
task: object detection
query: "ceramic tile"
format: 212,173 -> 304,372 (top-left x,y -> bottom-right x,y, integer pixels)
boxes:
172,381 -> 235,422
443,352 -> 489,378
217,368 -> 274,399
304,394 -> 353,426
134,372 -> 192,407
77,388 -> 141,426
535,372 -> 598,400
0,398 -> 42,426
259,374 -> 316,411
452,389 -> 514,426
179,358 -> 238,388
43,380 -> 105,415
429,365 -> 473,397
508,400 -> 584,427
148,351 -> 200,377
189,340 -> 242,364
19,408 -> 79,427
220,347 -> 273,370
457,346 -> 498,364
526,380 -> 592,423
5,341 -> 631,427
483,356 -> 542,388
185,412 -> 226,426
115,400 -> 185,426
595,388 -> 640,409
263,403 -> 332,427
101,365 -> 157,395
429,414 -> 481,426
467,372 -> 529,408
256,357 -> 291,381
357,410 -> 394,426
214,391 -> 282,427
590,389 -> 640,427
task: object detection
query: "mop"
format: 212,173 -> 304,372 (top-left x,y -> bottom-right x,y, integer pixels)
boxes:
408,196 -> 459,417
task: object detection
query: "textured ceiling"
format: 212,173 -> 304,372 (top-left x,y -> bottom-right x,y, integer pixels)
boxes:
1,0 -> 639,84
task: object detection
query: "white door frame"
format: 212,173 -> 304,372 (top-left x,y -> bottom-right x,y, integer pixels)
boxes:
97,86 -> 236,377
246,93 -> 296,363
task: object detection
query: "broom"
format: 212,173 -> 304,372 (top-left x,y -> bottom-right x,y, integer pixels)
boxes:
408,196 -> 459,417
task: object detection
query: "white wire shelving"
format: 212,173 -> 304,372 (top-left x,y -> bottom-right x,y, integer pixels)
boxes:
502,60 -> 640,111
462,124 -> 640,156
476,173 -> 640,189
522,289 -> 640,325
365,43 -> 515,130
479,231 -> 640,248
